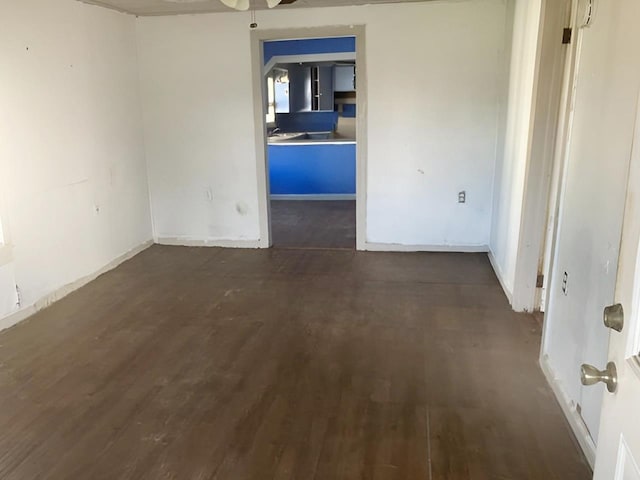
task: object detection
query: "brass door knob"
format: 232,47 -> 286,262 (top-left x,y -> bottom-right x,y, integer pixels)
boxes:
603,303 -> 624,332
581,362 -> 618,393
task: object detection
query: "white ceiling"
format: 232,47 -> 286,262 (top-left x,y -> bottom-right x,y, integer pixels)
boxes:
78,0 -> 430,16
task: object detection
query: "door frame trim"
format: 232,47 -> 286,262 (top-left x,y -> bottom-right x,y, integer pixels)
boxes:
509,0 -> 574,312
250,26 -> 367,249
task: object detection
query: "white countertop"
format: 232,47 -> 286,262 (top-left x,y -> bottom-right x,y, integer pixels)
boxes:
268,139 -> 356,146
268,133 -> 356,146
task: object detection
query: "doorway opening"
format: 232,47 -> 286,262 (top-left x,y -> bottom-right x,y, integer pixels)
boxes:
265,38 -> 356,250
251,28 -> 367,251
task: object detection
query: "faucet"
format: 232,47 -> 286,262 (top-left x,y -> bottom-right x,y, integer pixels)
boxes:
270,127 -> 281,135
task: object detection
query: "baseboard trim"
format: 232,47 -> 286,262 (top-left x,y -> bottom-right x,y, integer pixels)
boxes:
488,250 -> 514,305
155,237 -> 265,249
0,240 -> 153,333
540,354 -> 596,468
270,194 -> 356,201
362,242 -> 489,253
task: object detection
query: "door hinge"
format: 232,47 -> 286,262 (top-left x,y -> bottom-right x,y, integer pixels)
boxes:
562,28 -> 572,45
536,274 -> 545,289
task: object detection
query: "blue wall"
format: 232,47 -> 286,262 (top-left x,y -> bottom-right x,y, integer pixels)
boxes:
269,144 -> 356,195
342,104 -> 357,118
264,37 -> 356,64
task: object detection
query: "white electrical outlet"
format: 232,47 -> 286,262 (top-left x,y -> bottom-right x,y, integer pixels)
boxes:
458,191 -> 466,203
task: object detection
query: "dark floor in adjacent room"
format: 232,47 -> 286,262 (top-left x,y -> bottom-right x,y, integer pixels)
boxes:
0,246 -> 591,479
270,200 -> 356,249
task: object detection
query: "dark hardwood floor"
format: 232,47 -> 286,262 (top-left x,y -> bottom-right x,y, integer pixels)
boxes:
0,246 -> 591,479
270,200 -> 356,249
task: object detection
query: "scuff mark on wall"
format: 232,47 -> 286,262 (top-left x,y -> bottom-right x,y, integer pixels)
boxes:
236,202 -> 249,216
0,264 -> 19,319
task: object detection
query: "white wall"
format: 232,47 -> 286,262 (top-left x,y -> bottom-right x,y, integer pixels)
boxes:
0,0 -> 153,327
489,0 -> 543,301
137,0 -> 512,249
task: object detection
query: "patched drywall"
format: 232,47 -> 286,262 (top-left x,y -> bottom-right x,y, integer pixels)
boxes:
0,0 -> 153,324
137,0 -> 512,249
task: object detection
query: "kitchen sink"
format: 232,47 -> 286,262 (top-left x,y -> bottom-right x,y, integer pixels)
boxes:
268,132 -> 307,142
268,131 -> 335,142
305,132 -> 333,140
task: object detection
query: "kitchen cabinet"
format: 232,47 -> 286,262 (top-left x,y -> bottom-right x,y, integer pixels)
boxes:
269,143 -> 356,195
334,65 -> 356,92
288,65 -> 311,113
311,66 -> 334,112
288,65 -> 334,112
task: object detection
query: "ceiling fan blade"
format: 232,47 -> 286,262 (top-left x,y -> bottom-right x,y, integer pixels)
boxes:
220,0 -> 250,11
266,0 -> 282,8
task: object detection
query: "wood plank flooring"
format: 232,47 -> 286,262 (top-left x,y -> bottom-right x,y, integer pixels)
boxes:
0,246 -> 591,479
270,200 -> 356,249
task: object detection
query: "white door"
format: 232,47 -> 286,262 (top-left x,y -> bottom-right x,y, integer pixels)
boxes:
591,89 -> 640,479
541,0 -> 640,460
